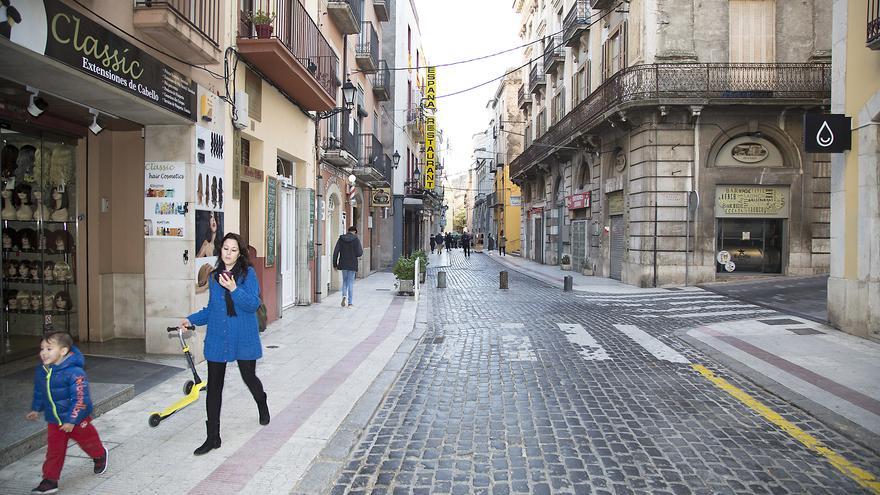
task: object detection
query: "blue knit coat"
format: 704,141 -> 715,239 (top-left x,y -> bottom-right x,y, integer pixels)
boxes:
31,347 -> 93,425
188,267 -> 263,362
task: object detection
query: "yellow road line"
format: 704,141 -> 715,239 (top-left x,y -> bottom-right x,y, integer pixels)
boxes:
692,364 -> 880,494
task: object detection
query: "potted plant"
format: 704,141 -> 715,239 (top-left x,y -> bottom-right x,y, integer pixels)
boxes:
560,254 -> 572,271
247,10 -> 276,39
411,250 -> 429,283
392,255 -> 416,295
582,257 -> 593,276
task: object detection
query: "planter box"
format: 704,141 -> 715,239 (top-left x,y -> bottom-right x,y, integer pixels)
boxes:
561,264 -> 572,271
396,279 -> 415,295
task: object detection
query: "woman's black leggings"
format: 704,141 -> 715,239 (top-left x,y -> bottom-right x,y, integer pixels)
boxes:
206,360 -> 265,425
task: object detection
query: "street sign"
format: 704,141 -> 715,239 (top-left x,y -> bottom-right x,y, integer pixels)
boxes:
804,113 -> 852,153
716,251 -> 731,264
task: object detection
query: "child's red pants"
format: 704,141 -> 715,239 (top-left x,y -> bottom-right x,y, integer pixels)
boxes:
43,417 -> 104,481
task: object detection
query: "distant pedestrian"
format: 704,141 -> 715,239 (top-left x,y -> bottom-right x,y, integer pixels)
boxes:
461,231 -> 472,258
435,232 -> 445,254
445,232 -> 453,251
499,231 -> 507,256
27,331 -> 108,494
182,233 -> 270,457
429,235 -> 436,254
334,225 -> 364,308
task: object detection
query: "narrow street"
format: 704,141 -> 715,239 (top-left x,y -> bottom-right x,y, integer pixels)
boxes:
320,251 -> 880,495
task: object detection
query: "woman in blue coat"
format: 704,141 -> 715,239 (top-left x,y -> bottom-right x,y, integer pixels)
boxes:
181,233 -> 269,456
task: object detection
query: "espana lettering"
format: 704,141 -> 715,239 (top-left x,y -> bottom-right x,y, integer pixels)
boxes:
51,13 -> 144,80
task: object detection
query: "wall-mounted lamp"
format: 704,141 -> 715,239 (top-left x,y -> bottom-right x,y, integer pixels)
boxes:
392,150 -> 401,169
26,86 -> 48,117
88,109 -> 103,135
316,78 -> 357,120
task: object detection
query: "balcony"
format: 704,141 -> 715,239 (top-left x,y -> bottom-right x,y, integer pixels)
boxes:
511,63 -> 831,179
518,84 -> 532,109
543,36 -> 565,74
407,90 -> 423,132
356,22 -> 379,73
373,60 -> 391,101
353,134 -> 390,184
529,62 -> 546,94
869,0 -> 880,49
588,0 -> 615,11
237,0 -> 339,112
327,0 -> 362,34
322,113 -> 359,168
133,0 -> 221,64
374,0 -> 390,22
563,0 -> 590,47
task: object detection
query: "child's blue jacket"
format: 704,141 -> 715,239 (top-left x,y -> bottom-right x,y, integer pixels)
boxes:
31,347 -> 94,425
188,266 -> 263,362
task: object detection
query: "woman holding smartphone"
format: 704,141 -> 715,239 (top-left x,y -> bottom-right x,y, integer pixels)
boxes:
180,233 -> 269,456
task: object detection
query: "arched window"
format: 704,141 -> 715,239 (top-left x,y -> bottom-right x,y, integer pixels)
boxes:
577,160 -> 591,191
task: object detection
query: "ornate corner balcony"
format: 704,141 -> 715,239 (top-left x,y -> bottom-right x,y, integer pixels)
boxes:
327,0 -> 362,35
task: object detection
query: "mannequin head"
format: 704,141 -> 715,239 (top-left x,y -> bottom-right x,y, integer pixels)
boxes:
18,260 -> 30,278
1,144 -> 18,178
51,186 -> 69,210
18,228 -> 36,250
12,182 -> 31,207
54,291 -> 72,311
6,290 -> 19,310
43,261 -> 55,280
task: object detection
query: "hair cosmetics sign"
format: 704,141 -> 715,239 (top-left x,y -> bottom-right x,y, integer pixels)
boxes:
1,0 -> 196,120
144,162 -> 186,238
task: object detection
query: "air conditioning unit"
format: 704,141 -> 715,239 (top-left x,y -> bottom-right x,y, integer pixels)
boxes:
232,91 -> 249,129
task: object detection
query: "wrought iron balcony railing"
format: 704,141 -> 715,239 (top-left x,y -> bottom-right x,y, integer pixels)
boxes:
543,35 -> 565,73
869,0 -> 880,49
238,0 -> 339,101
135,0 -> 220,46
529,62 -> 546,94
356,21 -> 379,72
563,0 -> 590,47
518,84 -> 532,109
511,63 -> 831,179
373,60 -> 391,101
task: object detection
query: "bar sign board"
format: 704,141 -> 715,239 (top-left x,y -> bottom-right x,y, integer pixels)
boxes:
804,113 -> 852,153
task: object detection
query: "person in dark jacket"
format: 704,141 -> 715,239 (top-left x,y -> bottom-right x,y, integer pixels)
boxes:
333,225 -> 363,307
182,232 -> 269,457
27,331 -> 108,494
461,230 -> 472,258
445,232 -> 453,250
429,235 -> 436,254
435,232 -> 445,254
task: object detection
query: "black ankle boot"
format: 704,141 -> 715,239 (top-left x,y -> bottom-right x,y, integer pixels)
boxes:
193,421 -> 221,456
257,393 -> 270,425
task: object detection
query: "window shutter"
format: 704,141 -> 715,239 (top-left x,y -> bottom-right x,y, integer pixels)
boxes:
729,0 -> 775,63
245,69 -> 262,122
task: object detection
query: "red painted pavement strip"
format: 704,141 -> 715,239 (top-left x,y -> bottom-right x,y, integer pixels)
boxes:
189,297 -> 407,495
695,326 -> 880,416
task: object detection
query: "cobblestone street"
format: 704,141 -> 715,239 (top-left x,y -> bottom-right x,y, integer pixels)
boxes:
327,251 -> 880,495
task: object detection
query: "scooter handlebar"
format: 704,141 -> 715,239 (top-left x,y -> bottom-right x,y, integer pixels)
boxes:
167,326 -> 195,332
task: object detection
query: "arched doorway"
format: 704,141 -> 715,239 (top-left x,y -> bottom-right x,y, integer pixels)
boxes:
326,190 -> 343,292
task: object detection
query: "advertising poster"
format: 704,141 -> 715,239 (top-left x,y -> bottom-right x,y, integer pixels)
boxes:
144,162 -> 186,238
194,125 -> 226,293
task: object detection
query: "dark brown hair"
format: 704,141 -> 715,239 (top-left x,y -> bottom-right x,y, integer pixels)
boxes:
213,233 -> 253,317
44,331 -> 73,351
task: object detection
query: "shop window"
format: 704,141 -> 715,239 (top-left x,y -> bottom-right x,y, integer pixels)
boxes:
2,128 -> 79,362
241,137 -> 251,167
245,68 -> 262,122
716,218 -> 782,274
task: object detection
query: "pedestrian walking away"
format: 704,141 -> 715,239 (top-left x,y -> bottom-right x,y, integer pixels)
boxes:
461,230 -> 472,258
445,232 -> 453,251
499,230 -> 507,256
429,235 -> 436,254
435,232 -> 445,255
333,225 -> 364,308
27,331 -> 108,494
181,232 -> 270,457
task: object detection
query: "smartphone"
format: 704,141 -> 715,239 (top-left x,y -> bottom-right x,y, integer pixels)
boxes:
220,270 -> 233,281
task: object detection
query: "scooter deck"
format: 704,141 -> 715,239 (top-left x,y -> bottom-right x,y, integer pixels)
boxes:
151,381 -> 206,420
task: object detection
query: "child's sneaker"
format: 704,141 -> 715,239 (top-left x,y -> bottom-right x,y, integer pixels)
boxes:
31,479 -> 58,494
93,447 -> 108,474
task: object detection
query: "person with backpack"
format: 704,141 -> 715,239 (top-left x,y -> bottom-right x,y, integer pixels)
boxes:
333,225 -> 363,308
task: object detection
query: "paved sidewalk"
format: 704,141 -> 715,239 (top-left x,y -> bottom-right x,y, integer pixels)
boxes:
700,274 -> 829,324
0,272 -> 420,495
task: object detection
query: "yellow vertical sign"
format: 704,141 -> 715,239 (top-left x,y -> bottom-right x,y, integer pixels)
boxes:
424,116 -> 436,190
424,66 -> 436,110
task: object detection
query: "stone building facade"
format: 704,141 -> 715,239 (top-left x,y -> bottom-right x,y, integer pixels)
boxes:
510,0 -> 832,286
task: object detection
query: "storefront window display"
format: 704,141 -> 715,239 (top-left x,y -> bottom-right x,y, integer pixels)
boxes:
1,128 -> 79,362
716,218 -> 783,274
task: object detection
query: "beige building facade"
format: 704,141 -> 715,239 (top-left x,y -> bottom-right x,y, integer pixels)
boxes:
511,0 -> 832,285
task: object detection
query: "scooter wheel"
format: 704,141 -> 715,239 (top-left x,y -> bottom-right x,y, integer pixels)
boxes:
148,413 -> 161,427
184,380 -> 194,395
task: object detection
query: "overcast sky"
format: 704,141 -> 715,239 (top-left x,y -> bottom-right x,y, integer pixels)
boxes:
413,0 -> 521,178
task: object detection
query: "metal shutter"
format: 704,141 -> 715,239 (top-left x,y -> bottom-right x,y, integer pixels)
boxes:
609,215 -> 624,280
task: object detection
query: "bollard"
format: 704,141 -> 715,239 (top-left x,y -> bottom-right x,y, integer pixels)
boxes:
437,271 -> 447,288
500,270 -> 509,289
563,275 -> 573,292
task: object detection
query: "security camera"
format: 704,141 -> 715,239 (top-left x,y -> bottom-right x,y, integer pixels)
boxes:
27,94 -> 48,117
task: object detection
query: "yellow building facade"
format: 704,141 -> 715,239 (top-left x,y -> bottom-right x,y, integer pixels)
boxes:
828,0 -> 880,341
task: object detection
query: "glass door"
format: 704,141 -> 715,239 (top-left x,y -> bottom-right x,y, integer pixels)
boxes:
2,128 -> 80,363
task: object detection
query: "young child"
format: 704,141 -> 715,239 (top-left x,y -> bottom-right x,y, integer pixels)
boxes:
26,331 -> 108,494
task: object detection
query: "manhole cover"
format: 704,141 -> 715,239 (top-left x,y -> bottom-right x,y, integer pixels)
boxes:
758,318 -> 802,326
787,328 -> 823,336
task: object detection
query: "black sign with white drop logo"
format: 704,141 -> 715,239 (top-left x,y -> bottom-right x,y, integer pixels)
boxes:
804,113 -> 852,153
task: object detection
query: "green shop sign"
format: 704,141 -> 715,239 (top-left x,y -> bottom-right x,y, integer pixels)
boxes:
2,0 -> 196,120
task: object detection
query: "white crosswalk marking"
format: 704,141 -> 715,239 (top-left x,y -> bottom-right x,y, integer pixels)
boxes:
576,289 -> 777,321
500,335 -> 537,361
612,324 -> 690,364
635,303 -> 760,313
556,323 -> 611,361
668,309 -> 776,318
